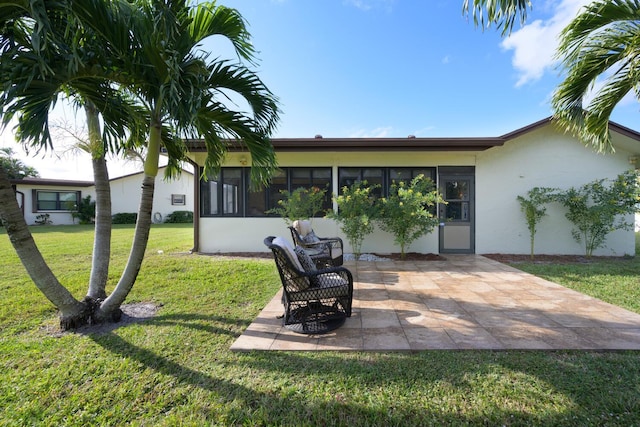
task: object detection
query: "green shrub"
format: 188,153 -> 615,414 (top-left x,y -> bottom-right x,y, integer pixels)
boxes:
377,174 -> 444,258
516,187 -> 557,259
164,210 -> 193,223
34,213 -> 52,225
328,180 -> 379,258
71,195 -> 95,224
112,212 -> 138,224
267,186 -> 328,225
553,171 -> 640,257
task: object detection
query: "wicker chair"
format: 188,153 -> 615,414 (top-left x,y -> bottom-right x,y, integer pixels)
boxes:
264,236 -> 353,334
288,220 -> 344,267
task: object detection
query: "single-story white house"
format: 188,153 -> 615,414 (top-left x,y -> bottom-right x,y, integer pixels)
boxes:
11,166 -> 194,225
184,117 -> 640,256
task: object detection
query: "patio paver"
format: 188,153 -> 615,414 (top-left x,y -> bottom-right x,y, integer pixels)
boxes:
231,255 -> 640,351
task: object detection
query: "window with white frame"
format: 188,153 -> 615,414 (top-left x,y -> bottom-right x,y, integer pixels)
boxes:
34,190 -> 80,211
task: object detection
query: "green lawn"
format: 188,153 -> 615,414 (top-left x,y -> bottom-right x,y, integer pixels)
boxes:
1,225 -> 640,426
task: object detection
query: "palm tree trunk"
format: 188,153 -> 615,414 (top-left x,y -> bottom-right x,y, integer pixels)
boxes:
96,124 -> 161,321
86,103 -> 111,300
0,164 -> 87,328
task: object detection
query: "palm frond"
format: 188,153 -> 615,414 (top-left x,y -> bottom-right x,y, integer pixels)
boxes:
553,0 -> 640,152
189,3 -> 256,64
462,0 -> 532,36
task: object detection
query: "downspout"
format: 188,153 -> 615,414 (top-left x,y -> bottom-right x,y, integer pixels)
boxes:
15,189 -> 25,216
187,158 -> 200,253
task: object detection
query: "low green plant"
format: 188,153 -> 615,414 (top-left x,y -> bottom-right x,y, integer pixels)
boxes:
71,195 -> 96,224
164,210 -> 193,223
517,187 -> 557,259
377,174 -> 444,258
112,212 -> 138,224
328,180 -> 379,258
554,171 -> 639,257
267,186 -> 328,225
34,213 -> 52,225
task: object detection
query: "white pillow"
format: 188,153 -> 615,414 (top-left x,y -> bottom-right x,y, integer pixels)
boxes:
293,219 -> 313,237
271,237 -> 310,291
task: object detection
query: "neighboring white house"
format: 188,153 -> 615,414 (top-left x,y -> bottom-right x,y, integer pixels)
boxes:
11,166 -> 194,225
11,178 -> 94,225
109,167 -> 194,223
184,117 -> 640,256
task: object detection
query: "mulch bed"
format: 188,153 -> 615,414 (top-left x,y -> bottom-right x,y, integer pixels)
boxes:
482,253 -> 632,264
375,252 -> 445,261
205,252 -> 632,264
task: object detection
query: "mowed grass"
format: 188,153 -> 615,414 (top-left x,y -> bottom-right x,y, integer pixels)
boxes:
1,225 -> 640,426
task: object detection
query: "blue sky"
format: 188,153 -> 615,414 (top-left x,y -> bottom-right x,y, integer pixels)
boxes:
2,0 -> 638,178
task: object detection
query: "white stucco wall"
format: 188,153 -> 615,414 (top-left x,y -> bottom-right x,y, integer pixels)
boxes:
192,125 -> 639,255
110,168 -> 194,222
476,126 -> 636,256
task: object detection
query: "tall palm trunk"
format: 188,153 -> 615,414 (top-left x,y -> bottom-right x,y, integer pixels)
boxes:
96,123 -> 161,321
86,102 -> 111,300
0,164 -> 87,328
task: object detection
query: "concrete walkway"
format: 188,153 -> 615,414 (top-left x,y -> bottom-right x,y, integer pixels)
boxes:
231,255 -> 640,351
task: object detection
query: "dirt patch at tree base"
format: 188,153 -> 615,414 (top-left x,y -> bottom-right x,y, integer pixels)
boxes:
46,302 -> 161,337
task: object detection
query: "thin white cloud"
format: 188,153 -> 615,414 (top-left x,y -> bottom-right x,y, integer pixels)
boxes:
344,0 -> 395,12
348,126 -> 393,138
442,55 -> 451,64
501,0 -> 591,87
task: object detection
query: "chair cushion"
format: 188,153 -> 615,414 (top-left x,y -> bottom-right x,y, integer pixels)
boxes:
302,230 -> 321,245
295,245 -> 319,287
288,274 -> 350,301
294,246 -> 317,272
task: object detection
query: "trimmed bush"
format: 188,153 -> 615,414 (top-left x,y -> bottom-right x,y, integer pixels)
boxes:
112,213 -> 138,224
164,211 -> 193,223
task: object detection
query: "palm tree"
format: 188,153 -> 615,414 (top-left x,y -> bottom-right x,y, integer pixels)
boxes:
0,0 -> 279,328
86,0 -> 279,322
552,0 -> 640,153
0,0 -> 134,327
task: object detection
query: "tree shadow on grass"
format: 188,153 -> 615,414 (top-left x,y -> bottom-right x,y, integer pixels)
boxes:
85,307 -> 640,425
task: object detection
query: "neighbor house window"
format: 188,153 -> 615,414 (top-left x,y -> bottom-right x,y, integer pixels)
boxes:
34,190 -> 80,211
171,194 -> 186,206
201,167 -> 332,217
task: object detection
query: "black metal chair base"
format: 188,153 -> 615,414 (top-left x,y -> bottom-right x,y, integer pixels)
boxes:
285,316 -> 346,334
285,304 -> 347,334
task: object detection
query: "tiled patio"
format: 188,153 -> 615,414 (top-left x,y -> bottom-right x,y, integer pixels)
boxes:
231,255 -> 640,351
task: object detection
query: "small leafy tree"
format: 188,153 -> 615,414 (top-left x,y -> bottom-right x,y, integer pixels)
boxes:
328,181 -> 379,258
377,174 -> 444,259
71,195 -> 96,224
268,186 -> 327,225
516,187 -> 557,259
554,171 -> 640,257
0,148 -> 39,179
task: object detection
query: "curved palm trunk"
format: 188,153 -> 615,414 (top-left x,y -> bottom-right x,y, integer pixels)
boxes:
86,103 -> 111,300
0,164 -> 87,328
96,124 -> 161,321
